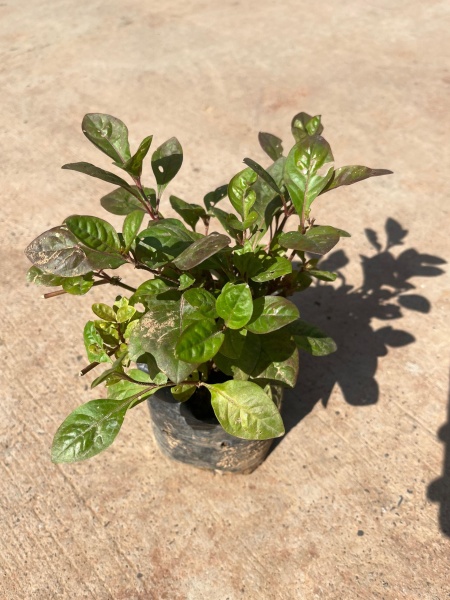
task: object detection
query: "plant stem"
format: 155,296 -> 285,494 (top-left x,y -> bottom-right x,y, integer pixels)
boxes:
42,279 -> 110,299
133,176 -> 156,219
94,272 -> 137,292
79,346 -> 119,377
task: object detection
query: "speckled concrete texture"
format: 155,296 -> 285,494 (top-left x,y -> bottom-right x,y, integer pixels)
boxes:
1,1 -> 449,598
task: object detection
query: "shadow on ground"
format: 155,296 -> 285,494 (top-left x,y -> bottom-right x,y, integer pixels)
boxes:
427,373 -> 450,537
272,219 -> 447,534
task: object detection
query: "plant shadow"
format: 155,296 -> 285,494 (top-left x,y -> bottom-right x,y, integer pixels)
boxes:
427,373 -> 450,537
271,217 -> 446,460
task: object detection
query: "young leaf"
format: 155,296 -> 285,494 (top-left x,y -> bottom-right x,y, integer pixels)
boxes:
216,282 -> 253,329
65,215 -> 121,253
119,135 -> 153,177
179,273 -> 195,290
258,132 -> 283,161
279,225 -> 350,256
169,196 -> 207,231
175,319 -> 224,363
252,157 -> 286,231
51,398 -> 129,463
171,384 -> 196,402
92,303 -> 117,322
172,232 -> 230,270
123,210 -> 144,251
290,112 -> 324,142
151,137 -> 183,194
130,278 -> 174,303
25,226 -> 92,277
228,167 -> 257,219
321,165 -> 393,194
183,288 -> 218,319
226,212 -> 259,231
62,162 -> 142,201
101,187 -> 154,215
288,319 -> 337,356
61,274 -> 94,295
246,296 -> 299,334
203,184 -> 228,211
83,321 -> 110,363
308,269 -> 337,282
284,136 -> 334,218
243,158 -> 282,196
116,304 -> 136,323
205,380 -> 285,440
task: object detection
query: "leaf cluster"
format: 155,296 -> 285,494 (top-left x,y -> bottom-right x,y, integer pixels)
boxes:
25,112 -> 391,463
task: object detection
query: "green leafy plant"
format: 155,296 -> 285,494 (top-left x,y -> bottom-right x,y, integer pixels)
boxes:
25,112 -> 391,463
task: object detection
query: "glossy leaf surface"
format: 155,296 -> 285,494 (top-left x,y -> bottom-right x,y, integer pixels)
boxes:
206,380 -> 284,440
243,157 -> 282,196
172,232 -> 230,270
123,210 -> 144,251
119,135 -> 153,177
279,225 -> 350,255
228,167 -> 257,219
100,186 -> 153,215
322,165 -> 393,193
62,162 -> 142,200
216,282 -> 253,329
61,275 -> 94,295
258,132 -> 283,161
170,196 -> 206,231
246,296 -> 299,334
82,113 -> 131,163
65,215 -> 121,253
175,318 -> 224,363
25,226 -> 92,277
288,319 -> 337,356
151,137 -> 183,190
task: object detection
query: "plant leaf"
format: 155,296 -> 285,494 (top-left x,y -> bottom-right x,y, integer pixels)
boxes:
290,112 -> 324,142
250,330 -> 299,387
288,319 -> 337,356
246,296 -> 299,334
216,282 -> 253,329
243,158 -> 282,196
83,321 -> 110,363
219,328 -> 247,359
175,319 -> 224,363
82,113 -> 131,163
205,380 -> 284,440
62,162 -> 142,200
123,210 -> 144,251
279,225 -> 350,256
65,215 -> 121,253
170,196 -> 206,231
151,137 -> 183,194
183,288 -> 218,319
92,303 -> 117,322
258,132 -> 283,161
171,384 -> 196,402
172,232 -> 230,270
250,256 -> 292,283
308,269 -> 337,282
82,247 -> 127,270
26,266 -> 66,287
252,157 -> 286,231
228,167 -> 257,219
215,332 -> 261,380
119,135 -> 153,177
61,274 -> 94,295
203,184 -> 228,211
321,165 -> 393,193
101,186 -> 154,215
129,298 -> 199,383
25,226 -> 92,277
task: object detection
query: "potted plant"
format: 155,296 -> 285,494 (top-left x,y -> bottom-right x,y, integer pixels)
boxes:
25,112 -> 391,473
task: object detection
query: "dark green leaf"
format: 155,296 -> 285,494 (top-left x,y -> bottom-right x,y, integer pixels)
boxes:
130,278 -> 174,303
26,266 -> 65,287
252,157 -> 286,231
288,319 -> 337,356
65,215 -> 121,253
25,226 -> 92,277
203,184 -> 228,211
107,369 -> 152,400
246,296 -> 299,334
250,256 -> 292,283
321,165 -> 393,193
215,333 -> 261,380
171,384 -> 196,402
208,206 -> 241,239
136,219 -> 196,268
291,112 -> 324,142
61,274 -> 94,295
243,157 -> 282,195
119,135 -> 153,177
172,232 -> 230,270
176,319 -> 224,363
151,137 -> 183,193
216,282 -> 253,329
62,162 -> 142,200
82,113 -> 131,163
228,167 -> 257,219
101,186 -> 153,215
308,269 -> 337,282
170,196 -> 206,231
82,247 -> 127,270
219,328 -> 247,359
249,330 -> 299,388
279,225 -> 350,256
258,132 -> 283,161
123,210 -> 144,251
205,380 -> 284,440
284,136 -> 334,218
226,211 -> 259,231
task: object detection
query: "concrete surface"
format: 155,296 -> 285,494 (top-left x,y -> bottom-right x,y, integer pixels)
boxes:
1,0 -> 450,598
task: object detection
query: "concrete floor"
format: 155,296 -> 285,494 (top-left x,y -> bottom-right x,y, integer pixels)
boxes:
1,0 -> 450,598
